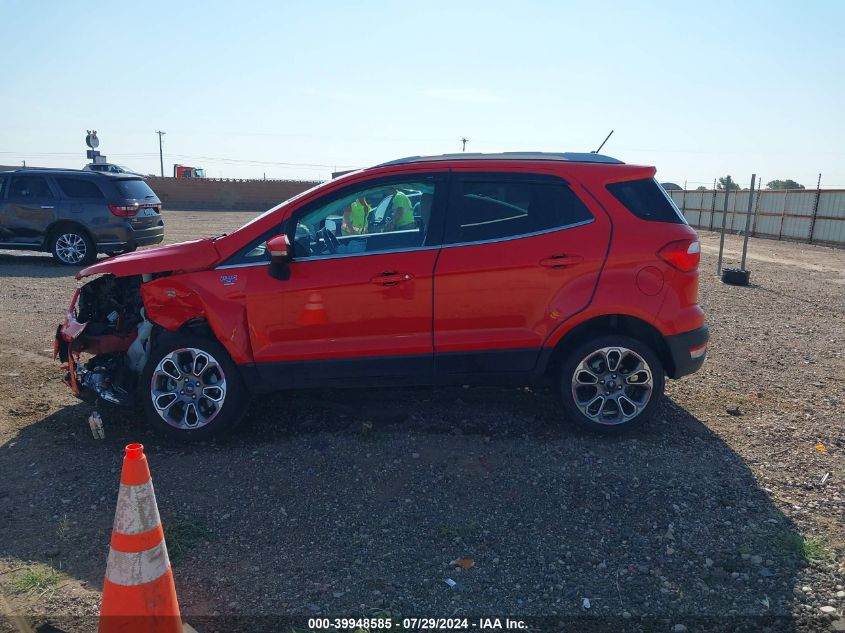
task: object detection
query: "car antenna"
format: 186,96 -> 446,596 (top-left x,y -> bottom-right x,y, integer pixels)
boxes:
591,130 -> 614,154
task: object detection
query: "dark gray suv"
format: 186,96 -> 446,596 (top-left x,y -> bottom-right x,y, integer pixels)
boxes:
0,168 -> 164,265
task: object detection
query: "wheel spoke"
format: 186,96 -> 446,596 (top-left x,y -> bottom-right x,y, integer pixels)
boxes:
202,386 -> 224,401
605,348 -> 622,372
618,395 -> 638,417
626,369 -> 651,385
154,393 -> 177,410
161,359 -> 181,380
193,353 -> 209,376
575,368 -> 599,385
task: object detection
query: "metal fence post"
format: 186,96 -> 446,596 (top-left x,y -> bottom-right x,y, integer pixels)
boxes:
717,179 -> 731,275
809,173 -> 822,243
740,174 -> 756,271
709,179 -> 717,230
779,190 -> 789,240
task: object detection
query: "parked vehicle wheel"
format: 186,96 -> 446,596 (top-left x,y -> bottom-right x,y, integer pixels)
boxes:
559,334 -> 664,433
141,333 -> 248,440
50,227 -> 96,265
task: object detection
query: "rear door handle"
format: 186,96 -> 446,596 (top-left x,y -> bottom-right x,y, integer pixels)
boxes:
540,254 -> 583,269
370,271 -> 413,286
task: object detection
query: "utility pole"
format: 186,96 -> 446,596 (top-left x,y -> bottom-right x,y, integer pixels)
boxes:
461,137 -> 468,152
156,131 -> 166,177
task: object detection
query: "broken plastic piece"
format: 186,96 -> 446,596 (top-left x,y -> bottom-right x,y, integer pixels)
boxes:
444,578 -> 464,590
582,597 -> 591,610
88,411 -> 105,439
815,443 -> 827,453
450,558 -> 475,570
820,472 -> 830,485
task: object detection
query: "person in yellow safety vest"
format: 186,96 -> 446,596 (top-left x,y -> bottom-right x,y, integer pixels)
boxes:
385,188 -> 416,232
341,196 -> 372,236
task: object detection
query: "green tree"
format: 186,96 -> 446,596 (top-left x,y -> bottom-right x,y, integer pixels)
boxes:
717,176 -> 740,190
695,186 -> 708,191
767,179 -> 805,190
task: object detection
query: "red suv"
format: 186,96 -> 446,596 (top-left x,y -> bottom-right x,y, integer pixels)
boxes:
55,153 -> 707,439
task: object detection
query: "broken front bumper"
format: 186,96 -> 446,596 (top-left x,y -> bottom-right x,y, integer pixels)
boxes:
54,288 -> 137,402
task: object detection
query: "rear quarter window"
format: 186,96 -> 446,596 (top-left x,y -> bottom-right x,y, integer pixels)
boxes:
113,179 -> 158,200
56,178 -> 105,199
606,178 -> 687,224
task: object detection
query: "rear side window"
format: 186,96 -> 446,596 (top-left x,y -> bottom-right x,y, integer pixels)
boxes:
607,178 -> 686,224
8,175 -> 54,198
113,179 -> 158,200
446,176 -> 593,244
56,178 -> 105,199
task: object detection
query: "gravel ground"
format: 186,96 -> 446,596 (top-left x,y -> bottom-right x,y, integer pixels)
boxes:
0,212 -> 843,632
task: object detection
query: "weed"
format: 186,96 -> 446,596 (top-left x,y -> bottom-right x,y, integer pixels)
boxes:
56,513 -> 70,541
12,565 -> 65,595
163,514 -> 212,563
777,532 -> 829,561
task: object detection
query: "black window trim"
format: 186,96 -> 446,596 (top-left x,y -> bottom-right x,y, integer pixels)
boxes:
443,171 -> 596,247
218,172 -> 449,269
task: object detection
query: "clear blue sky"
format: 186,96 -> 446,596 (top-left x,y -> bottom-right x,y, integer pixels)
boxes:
2,0 -> 844,188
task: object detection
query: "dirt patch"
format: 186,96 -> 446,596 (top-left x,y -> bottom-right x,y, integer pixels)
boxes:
1,215 -> 843,632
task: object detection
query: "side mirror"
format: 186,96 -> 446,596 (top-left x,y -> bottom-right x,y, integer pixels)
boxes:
266,234 -> 292,264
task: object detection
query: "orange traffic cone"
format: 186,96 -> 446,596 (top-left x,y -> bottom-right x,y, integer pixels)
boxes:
299,291 -> 327,326
99,443 -> 182,633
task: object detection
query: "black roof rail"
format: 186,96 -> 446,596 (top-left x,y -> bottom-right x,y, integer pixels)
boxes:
375,151 -> 624,168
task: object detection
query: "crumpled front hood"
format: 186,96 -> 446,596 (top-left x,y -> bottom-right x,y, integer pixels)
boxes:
77,238 -> 222,279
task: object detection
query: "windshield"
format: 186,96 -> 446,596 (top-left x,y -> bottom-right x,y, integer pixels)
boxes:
229,180 -> 330,235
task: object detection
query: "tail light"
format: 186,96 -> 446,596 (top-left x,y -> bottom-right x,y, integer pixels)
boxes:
109,204 -> 139,217
658,239 -> 700,272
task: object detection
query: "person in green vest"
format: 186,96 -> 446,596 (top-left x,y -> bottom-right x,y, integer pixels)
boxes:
385,188 -> 416,231
341,195 -> 372,236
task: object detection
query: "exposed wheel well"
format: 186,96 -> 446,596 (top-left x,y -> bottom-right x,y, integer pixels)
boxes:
545,315 -> 674,379
178,318 -> 216,339
45,221 -> 94,250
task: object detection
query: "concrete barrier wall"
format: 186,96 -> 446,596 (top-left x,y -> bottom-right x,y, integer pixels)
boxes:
145,177 -> 322,211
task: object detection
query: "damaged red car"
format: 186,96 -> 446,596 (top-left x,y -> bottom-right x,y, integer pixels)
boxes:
55,152 -> 708,439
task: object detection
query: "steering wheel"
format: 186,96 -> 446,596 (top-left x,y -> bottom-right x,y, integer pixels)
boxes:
318,226 -> 340,253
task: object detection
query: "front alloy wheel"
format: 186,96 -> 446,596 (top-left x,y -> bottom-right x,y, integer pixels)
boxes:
151,347 -> 228,430
560,335 -> 664,432
142,333 -> 248,440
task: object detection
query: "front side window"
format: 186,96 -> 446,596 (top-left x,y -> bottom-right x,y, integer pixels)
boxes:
8,175 -> 54,199
445,175 -> 593,244
56,178 -> 105,199
225,178 -> 439,266
289,179 -> 436,260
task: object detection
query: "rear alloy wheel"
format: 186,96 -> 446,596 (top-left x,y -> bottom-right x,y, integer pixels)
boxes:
559,335 -> 664,433
51,229 -> 96,265
142,333 -> 248,440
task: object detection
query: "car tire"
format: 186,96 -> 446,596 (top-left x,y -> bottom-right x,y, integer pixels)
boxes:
559,334 -> 664,433
141,332 -> 249,440
50,227 -> 96,266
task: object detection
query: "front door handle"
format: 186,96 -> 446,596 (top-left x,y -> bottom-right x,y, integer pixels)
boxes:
40,205 -> 55,209
370,271 -> 413,286
540,254 -> 583,269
